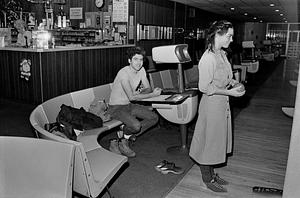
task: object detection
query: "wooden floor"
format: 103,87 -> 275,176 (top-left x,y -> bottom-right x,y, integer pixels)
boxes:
165,58 -> 299,198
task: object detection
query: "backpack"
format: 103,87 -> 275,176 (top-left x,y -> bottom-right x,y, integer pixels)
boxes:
44,104 -> 104,140
57,104 -> 103,131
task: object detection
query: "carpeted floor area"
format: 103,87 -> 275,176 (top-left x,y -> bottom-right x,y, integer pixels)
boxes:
98,122 -> 195,198
0,99 -> 36,138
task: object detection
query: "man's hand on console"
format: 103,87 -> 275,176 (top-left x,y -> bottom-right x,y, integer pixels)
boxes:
152,87 -> 162,96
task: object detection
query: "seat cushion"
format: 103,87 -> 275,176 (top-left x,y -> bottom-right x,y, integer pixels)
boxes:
42,93 -> 73,123
71,88 -> 95,111
86,147 -> 127,184
103,119 -> 122,130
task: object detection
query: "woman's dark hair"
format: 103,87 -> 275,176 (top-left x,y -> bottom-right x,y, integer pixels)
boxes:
205,20 -> 233,52
127,46 -> 146,59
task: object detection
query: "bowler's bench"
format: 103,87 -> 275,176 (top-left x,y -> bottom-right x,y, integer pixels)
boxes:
30,83 -> 128,198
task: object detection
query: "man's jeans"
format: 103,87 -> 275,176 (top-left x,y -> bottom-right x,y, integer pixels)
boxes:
108,103 -> 158,136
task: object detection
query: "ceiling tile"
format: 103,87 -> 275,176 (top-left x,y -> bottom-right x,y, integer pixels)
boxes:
170,0 -> 299,22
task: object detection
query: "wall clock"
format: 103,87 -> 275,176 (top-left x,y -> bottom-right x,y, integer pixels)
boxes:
95,0 -> 104,8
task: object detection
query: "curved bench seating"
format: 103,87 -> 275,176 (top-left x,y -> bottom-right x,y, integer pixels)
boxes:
30,83 -> 127,198
289,80 -> 297,87
241,60 -> 259,74
233,64 -> 247,82
0,136 -> 75,198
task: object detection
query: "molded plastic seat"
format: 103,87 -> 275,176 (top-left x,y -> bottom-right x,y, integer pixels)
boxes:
160,69 -> 178,90
233,64 -> 247,82
242,61 -> 259,73
289,80 -> 297,87
0,136 -> 74,198
30,83 -> 128,198
149,71 -> 164,90
282,107 -> 294,118
184,65 -> 199,88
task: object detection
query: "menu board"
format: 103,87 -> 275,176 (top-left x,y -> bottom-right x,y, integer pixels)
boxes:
112,0 -> 128,22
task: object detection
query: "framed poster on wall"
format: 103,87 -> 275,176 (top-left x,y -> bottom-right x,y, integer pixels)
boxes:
112,0 -> 128,22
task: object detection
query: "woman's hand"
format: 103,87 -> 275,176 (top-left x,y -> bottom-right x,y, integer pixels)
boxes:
228,86 -> 245,97
226,79 -> 239,89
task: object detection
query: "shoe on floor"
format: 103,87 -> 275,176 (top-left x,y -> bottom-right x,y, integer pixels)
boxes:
252,186 -> 283,194
159,162 -> 184,175
204,179 -> 227,193
119,138 -> 136,157
109,139 -> 121,155
213,173 -> 229,185
155,160 -> 168,172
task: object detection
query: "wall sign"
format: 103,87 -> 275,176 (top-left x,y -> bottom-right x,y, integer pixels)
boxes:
112,0 -> 128,22
70,7 -> 83,20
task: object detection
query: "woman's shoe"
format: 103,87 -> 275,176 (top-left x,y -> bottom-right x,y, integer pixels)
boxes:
213,173 -> 229,185
204,179 -> 227,193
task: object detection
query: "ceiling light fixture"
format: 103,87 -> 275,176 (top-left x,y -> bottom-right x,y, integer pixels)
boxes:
275,9 -> 279,12
280,13 -> 283,16
244,13 -> 248,16
270,3 -> 275,7
253,17 -> 257,20
230,7 -> 235,11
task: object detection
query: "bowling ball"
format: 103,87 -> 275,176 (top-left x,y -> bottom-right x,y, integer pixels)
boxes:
233,83 -> 245,92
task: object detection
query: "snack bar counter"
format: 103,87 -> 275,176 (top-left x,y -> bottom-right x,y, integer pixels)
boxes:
0,44 -> 134,104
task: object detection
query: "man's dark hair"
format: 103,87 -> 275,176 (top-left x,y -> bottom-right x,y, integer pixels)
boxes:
127,46 -> 146,60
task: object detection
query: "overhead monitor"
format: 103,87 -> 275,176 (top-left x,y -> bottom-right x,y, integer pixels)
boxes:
152,44 -> 191,64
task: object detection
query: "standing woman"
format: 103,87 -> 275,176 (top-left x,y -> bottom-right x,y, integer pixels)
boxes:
189,20 -> 245,193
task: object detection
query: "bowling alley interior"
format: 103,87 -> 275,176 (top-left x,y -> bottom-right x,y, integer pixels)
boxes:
0,0 -> 299,197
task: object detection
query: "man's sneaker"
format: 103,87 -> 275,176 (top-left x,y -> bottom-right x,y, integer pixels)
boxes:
109,139 -> 121,155
119,138 -> 136,157
117,130 -> 124,139
120,124 -> 125,131
159,162 -> 184,175
213,173 -> 229,185
124,134 -> 136,142
119,124 -> 136,141
204,179 -> 227,193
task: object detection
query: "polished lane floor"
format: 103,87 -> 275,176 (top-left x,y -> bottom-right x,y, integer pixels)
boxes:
166,57 -> 298,198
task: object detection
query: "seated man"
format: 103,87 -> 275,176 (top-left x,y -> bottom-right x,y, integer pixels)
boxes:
108,46 -> 162,157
